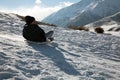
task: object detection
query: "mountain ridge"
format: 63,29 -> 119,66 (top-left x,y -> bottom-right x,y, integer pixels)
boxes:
43,0 -> 120,27
86,11 -> 120,27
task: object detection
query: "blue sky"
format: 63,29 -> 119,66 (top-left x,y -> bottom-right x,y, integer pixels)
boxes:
0,0 -> 80,20
0,0 -> 35,8
0,0 -> 80,8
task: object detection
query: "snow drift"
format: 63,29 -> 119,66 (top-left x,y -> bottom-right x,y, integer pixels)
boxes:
0,12 -> 120,80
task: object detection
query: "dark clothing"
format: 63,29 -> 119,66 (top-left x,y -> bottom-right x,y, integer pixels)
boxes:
23,24 -> 46,42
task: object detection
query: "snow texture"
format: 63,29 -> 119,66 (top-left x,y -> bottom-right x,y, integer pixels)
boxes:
0,12 -> 120,80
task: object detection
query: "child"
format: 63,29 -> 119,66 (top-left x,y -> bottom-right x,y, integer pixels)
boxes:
23,16 -> 46,42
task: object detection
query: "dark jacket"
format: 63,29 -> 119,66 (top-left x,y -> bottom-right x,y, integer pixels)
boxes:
23,24 -> 46,42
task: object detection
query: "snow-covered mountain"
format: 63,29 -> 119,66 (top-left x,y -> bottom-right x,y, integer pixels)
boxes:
0,12 -> 120,80
43,0 -> 120,27
86,11 -> 120,27
85,11 -> 120,35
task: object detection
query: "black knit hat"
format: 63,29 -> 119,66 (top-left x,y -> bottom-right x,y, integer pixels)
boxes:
25,16 -> 35,25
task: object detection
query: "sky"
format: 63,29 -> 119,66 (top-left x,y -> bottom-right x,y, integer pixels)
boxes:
0,0 -> 80,20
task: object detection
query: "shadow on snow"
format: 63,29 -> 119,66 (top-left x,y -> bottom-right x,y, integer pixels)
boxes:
27,42 -> 80,76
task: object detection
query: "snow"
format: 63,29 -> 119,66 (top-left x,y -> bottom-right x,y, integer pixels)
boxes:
0,13 -> 120,80
43,0 -> 120,27
101,24 -> 120,37
85,19 -> 120,37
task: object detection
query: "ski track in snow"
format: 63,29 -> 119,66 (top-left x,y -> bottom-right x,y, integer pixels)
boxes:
0,13 -> 120,80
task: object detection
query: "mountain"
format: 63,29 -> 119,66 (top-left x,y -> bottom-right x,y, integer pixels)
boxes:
0,12 -> 120,80
43,0 -> 120,27
86,11 -> 120,27
85,11 -> 120,32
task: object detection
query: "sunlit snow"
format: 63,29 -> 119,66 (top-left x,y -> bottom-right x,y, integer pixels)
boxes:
0,12 -> 120,80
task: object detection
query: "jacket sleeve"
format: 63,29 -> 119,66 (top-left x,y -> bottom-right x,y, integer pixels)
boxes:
36,25 -> 46,42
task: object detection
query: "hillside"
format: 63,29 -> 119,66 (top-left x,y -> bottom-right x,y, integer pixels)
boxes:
43,0 -> 120,27
86,12 -> 120,27
0,12 -> 120,80
85,12 -> 120,34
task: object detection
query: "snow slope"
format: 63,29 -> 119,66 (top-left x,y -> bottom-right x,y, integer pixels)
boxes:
85,12 -> 120,36
0,13 -> 120,80
86,12 -> 120,27
43,0 -> 120,27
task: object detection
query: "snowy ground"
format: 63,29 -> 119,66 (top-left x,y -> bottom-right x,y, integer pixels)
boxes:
86,21 -> 120,37
0,13 -> 120,80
